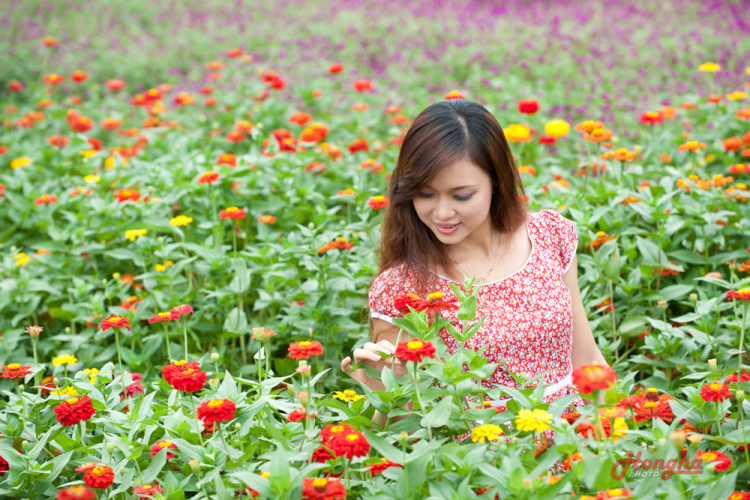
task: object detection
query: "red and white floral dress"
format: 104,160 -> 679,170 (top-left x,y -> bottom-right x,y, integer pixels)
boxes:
369,209 -> 585,449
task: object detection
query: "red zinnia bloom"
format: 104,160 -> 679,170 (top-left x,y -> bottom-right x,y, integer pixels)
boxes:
44,74 -> 65,86
162,361 -> 206,392
727,290 -> 750,301
640,111 -> 664,125
595,489 -> 633,500
347,138 -> 369,154
329,63 -> 344,74
695,449 -> 732,471
48,135 -> 69,148
107,79 -> 125,91
700,383 -> 731,402
75,462 -> 99,473
56,485 -> 97,500
301,477 -> 346,500
572,364 -> 617,394
312,446 -> 335,463
133,484 -> 164,499
632,399 -> 674,423
353,79 -> 372,92
730,164 -> 750,174
220,207 -> 247,220
419,292 -> 459,314
54,396 -> 96,426
35,194 -> 58,205
171,304 -> 194,316
114,189 -> 140,203
290,112 -> 313,127
217,153 -> 236,167
0,363 -> 32,379
288,407 -> 316,422
84,465 -> 114,489
9,80 -> 23,92
116,372 -> 144,399
327,431 -> 371,459
197,398 -> 237,424
727,372 -> 750,384
518,99 -> 540,115
70,116 -> 93,133
71,70 -> 88,83
288,340 -> 324,360
395,339 -> 437,363
148,311 -> 180,323
258,215 -> 276,224
369,457 -> 402,475
538,135 -> 557,145
150,440 -> 178,459
99,315 -> 132,331
227,47 -> 243,58
366,195 -> 389,210
393,293 -> 427,313
320,423 -> 357,443
198,171 -> 220,185
88,137 -> 103,151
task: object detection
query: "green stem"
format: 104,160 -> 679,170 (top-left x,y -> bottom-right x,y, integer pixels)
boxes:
411,362 -> 432,441
163,324 -> 172,361
183,318 -> 189,361
189,393 -> 205,446
114,328 -> 124,381
739,398 -> 750,476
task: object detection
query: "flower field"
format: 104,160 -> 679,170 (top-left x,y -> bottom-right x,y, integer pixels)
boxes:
2,0 -> 750,498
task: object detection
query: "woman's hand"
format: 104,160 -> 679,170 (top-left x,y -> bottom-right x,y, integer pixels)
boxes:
341,340 -> 408,389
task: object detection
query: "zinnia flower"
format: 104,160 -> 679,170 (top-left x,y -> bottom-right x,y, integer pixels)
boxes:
695,449 -> 732,471
288,407 -> 313,422
133,484 -> 164,499
75,462 -> 99,473
471,424 -> 505,443
727,289 -> 750,301
197,398 -> 237,424
301,477 -> 346,500
170,215 -> 193,226
162,360 -> 206,392
171,304 -> 194,316
698,62 -> 720,72
220,207 -> 246,220
320,423 -> 357,443
198,172 -> 220,184
11,157 -> 32,169
0,363 -> 32,379
393,293 -> 427,313
632,400 -> 673,423
52,354 -> 78,367
148,311 -> 180,323
99,316 -> 132,331
369,458 -> 402,475
288,340 -> 324,360
150,440 -> 178,459
503,124 -> 531,142
327,431 -> 371,459
54,396 -> 96,426
517,99 -> 539,115
84,465 -> 114,489
700,383 -> 731,402
572,363 -> 617,394
394,339 -> 436,363
515,408 -> 553,433
258,215 -> 276,223
55,485 -> 97,500
332,390 -> 365,402
544,119 -> 570,138
125,229 -> 148,241
366,195 -> 389,210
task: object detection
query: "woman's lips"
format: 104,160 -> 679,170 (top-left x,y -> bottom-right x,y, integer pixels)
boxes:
435,222 -> 460,234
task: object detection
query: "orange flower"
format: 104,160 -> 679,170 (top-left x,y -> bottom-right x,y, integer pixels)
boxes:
71,70 -> 88,83
101,118 -> 121,131
731,164 -> 750,174
318,237 -> 354,254
737,109 -> 750,120
347,138 -> 369,154
707,94 -> 723,104
289,112 -> 313,126
336,189 -> 356,198
47,135 -> 69,148
107,79 -> 125,91
301,122 -> 329,142
70,116 -> 93,133
329,63 -> 344,74
585,128 -> 612,143
351,102 -> 369,111
198,172 -> 220,185
35,194 -> 58,205
353,79 -> 372,92
41,36 -> 58,47
114,189 -> 140,203
44,74 -> 65,86
575,120 -> 602,133
304,161 -> 327,174
288,340 -> 324,360
258,215 -> 276,224
724,137 -> 744,152
444,90 -> 465,100
226,130 -> 246,143
572,363 -> 617,394
680,102 -> 698,110
366,195 -> 389,210
217,153 -> 236,167
678,141 -> 706,152
227,47 -> 243,58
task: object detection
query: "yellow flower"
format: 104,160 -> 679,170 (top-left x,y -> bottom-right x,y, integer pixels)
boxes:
427,292 -> 443,301
51,386 -> 78,398
105,156 -> 127,169
503,124 -> 531,142
471,424 -> 505,443
698,62 -> 720,72
165,260 -> 174,266
79,149 -> 98,158
170,215 -> 193,227
125,229 -> 148,241
112,272 -> 121,280
747,67 -> 750,76
609,417 -> 628,442
14,252 -> 30,267
84,174 -> 100,184
544,119 -> 570,138
727,91 -> 747,101
332,390 -> 366,402
514,408 -> 553,432
155,263 -> 166,272
11,157 -> 32,169
83,368 -> 99,384
52,354 -> 78,367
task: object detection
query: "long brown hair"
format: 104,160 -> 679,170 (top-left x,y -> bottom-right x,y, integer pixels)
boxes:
365,99 -> 528,339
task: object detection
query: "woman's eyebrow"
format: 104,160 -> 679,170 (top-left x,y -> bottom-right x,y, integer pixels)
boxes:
423,184 -> 477,190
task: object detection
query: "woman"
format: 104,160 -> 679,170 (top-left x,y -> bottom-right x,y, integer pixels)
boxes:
341,98 -> 608,440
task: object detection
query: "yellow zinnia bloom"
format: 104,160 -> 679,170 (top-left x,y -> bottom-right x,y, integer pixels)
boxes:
79,149 -> 98,159
83,367 -> 99,384
515,408 -> 553,432
51,386 -> 78,398
698,62 -> 720,73
471,424 -> 505,443
125,229 -> 148,241
52,354 -> 78,367
170,215 -> 193,227
544,119 -> 570,138
155,263 -> 166,272
11,157 -> 32,169
332,390 -> 366,403
15,252 -> 30,267
727,91 -> 747,101
503,124 -> 531,142
84,174 -> 100,184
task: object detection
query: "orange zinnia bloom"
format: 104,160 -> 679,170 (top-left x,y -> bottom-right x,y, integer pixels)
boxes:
258,215 -> 276,224
71,70 -> 88,83
678,141 -> 707,152
47,135 -> 69,148
35,194 -> 58,205
44,74 -> 64,86
101,118 -> 121,131
220,207 -> 246,220
444,90 -> 465,100
724,136 -> 743,152
198,172 -> 220,185
216,153 -> 237,167
289,112 -> 313,126
107,79 -> 125,91
353,79 -> 372,92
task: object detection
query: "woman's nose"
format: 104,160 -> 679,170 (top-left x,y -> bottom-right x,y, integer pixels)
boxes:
434,200 -> 455,220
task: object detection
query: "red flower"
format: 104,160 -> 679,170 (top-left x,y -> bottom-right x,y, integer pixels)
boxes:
395,339 -> 437,363
171,304 -> 194,316
35,194 -> 58,205
369,458 -> 402,475
727,290 -> 750,301
54,396 -> 96,426
198,172 -> 220,185
288,340 -> 324,360
0,363 -> 32,379
70,116 -> 93,133
56,485 -> 97,500
327,431 -> 371,459
302,477 -> 346,500
150,440 -> 178,459
320,423 -> 357,443
312,446 -> 335,463
329,63 -> 344,74
8,80 -> 23,92
48,135 -> 69,148
695,449 -> 732,471
162,361 -> 206,392
700,383 -> 731,402
71,70 -> 88,83
288,407 -> 315,422
133,484 -> 164,499
347,138 -> 369,154
727,372 -> 750,384
632,399 -> 674,423
419,293 -> 459,314
518,99 -> 539,115
595,489 -> 633,500
572,364 -> 617,394
117,372 -> 144,399
148,311 -> 180,323
107,79 -> 125,91
197,398 -> 237,424
44,74 -> 65,86
393,294 -> 427,313
640,111 -> 664,125
538,135 -> 557,145
353,80 -> 372,92
75,462 -> 99,473
0,453 -> 8,477
227,48 -> 243,58
84,465 -> 114,489
725,492 -> 750,500
217,153 -> 237,167
99,315 -> 132,331
366,195 -> 389,210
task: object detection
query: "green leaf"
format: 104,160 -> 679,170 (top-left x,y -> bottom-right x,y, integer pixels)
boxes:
636,236 -> 666,266
603,245 -> 622,281
425,397 -> 452,427
457,295 -> 478,322
40,451 -> 73,487
223,307 -> 248,334
658,284 -> 694,301
142,447 -> 168,484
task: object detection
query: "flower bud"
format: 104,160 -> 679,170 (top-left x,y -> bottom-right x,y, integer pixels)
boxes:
21,440 -> 29,450
209,378 -> 220,390
307,222 -> 314,229
522,478 -> 533,490
52,377 -> 59,386
234,423 -> 242,432
211,352 -> 220,362
658,300 -> 668,310
657,438 -> 666,446
128,445 -> 134,453
64,327 -> 71,334
120,467 -> 125,475
708,359 -> 717,369
339,220 -> 345,225
397,432 -> 409,445
295,391 -> 309,406
25,326 -> 43,338
18,384 -> 24,392
737,390 -> 745,402
669,430 -> 686,446
107,442 -> 115,453
686,434 -> 704,444
296,364 -> 311,377
690,293 -> 698,302
102,279 -> 108,286
189,458 -> 201,474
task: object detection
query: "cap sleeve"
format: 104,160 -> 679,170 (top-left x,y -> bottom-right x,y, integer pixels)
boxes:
541,209 -> 579,275
369,264 -> 413,324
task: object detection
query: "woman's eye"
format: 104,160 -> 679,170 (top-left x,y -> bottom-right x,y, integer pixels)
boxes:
455,194 -> 473,201
418,193 -> 433,198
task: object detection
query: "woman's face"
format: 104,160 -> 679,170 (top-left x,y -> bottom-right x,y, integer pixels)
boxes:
411,158 -> 494,245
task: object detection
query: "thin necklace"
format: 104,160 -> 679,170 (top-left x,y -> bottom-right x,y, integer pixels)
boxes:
448,234 -> 504,284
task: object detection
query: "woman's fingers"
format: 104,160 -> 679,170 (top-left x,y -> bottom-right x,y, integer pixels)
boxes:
341,356 -> 352,373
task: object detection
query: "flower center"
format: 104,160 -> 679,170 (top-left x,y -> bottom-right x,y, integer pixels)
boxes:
159,441 -> 173,448
174,360 -> 187,366
428,292 -> 443,300
67,398 -> 79,405
644,402 -> 656,408
7,363 -> 20,369
92,466 -> 107,475
298,341 -> 312,347
407,340 -> 424,350
158,312 -> 172,317
109,316 -> 122,322
312,478 -> 328,492
207,400 -> 224,408
710,383 -> 723,390
701,452 -> 717,461
346,434 -> 359,442
330,425 -> 345,434
226,207 -> 239,212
